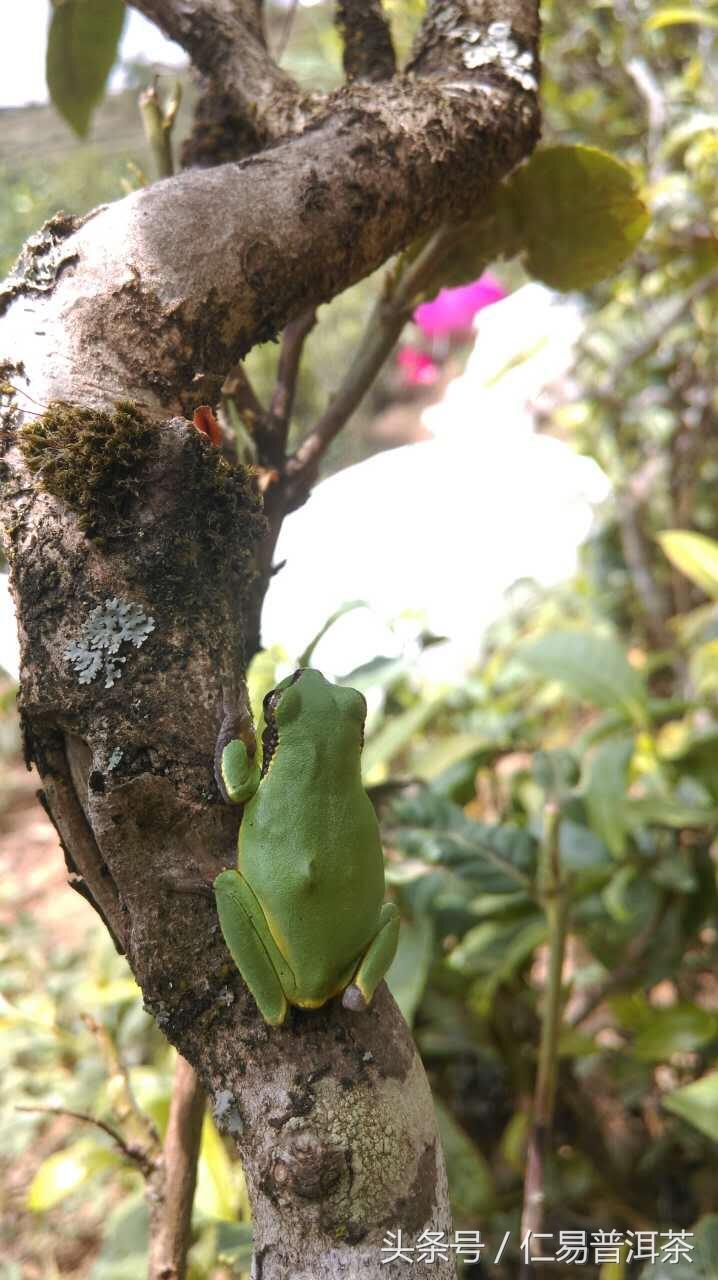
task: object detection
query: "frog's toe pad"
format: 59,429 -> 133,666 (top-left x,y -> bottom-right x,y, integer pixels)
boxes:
342,984 -> 368,1012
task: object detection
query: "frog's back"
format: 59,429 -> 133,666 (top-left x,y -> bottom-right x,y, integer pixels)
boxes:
238,674 -> 387,1001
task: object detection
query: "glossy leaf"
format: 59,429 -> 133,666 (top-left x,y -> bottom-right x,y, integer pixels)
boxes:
518,630 -> 648,723
658,530 -> 718,599
195,1113 -> 243,1222
28,1139 -> 119,1210
386,915 -> 433,1026
663,1072 -> 718,1143
499,144 -> 649,290
631,1003 -> 718,1061
645,7 -> 718,31
46,0 -> 127,138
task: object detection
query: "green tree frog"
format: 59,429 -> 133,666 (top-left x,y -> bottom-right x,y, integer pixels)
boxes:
214,668 -> 400,1026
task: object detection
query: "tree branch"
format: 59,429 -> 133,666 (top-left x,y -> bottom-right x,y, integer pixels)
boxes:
283,222 -> 465,504
3,5 -> 539,418
336,2 -> 396,82
129,0 -> 310,165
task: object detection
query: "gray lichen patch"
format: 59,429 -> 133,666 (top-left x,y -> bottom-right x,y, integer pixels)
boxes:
213,1088 -> 245,1135
65,598 -> 155,689
452,19 -> 538,92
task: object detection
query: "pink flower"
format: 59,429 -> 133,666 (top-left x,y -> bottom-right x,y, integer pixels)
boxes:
396,346 -> 440,386
413,272 -> 507,337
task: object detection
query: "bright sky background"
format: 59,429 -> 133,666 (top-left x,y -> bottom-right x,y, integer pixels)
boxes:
0,1 -> 187,108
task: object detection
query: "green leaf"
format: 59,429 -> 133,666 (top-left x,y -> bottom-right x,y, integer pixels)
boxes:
640,1213 -> 718,1278
386,915 -> 433,1026
518,630 -> 648,724
658,530 -> 718,599
449,915 -> 547,1014
386,791 -> 537,894
433,1098 -> 495,1219
663,1072 -> 718,1142
46,0 -> 127,138
91,1194 -> 148,1280
362,689 -> 448,784
28,1139 -> 119,1210
631,1004 -> 718,1061
582,736 -> 635,856
603,865 -> 638,924
645,7 -> 718,31
195,1114 -> 243,1222
499,144 -> 649,290
626,796 -> 718,829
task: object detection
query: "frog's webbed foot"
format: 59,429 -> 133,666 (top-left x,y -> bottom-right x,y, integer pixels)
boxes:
342,984 -> 367,1012
342,902 -> 400,1013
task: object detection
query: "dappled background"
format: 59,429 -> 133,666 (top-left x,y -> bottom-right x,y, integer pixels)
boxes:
2,2 -> 718,1278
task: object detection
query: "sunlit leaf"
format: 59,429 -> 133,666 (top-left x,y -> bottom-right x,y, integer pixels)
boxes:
658,530 -> 718,599
499,144 -> 649,290
582,736 -> 634,856
46,0 -> 127,138
518,630 -> 648,724
28,1139 -> 119,1210
663,1073 -> 718,1142
631,1004 -> 718,1061
645,7 -> 718,31
195,1113 -> 243,1222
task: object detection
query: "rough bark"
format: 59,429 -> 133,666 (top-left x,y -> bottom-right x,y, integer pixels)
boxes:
0,3 -> 540,1276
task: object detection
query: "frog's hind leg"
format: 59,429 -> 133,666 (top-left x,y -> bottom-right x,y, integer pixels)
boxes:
214,869 -> 293,1026
342,903 -> 400,1013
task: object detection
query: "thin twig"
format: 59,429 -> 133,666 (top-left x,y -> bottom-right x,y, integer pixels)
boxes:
283,221 -> 464,504
148,1057 -> 207,1280
222,363 -> 266,431
16,1105 -> 157,1177
265,307 -> 317,454
82,1013 -> 162,1156
520,805 -> 569,1275
274,0 -> 299,62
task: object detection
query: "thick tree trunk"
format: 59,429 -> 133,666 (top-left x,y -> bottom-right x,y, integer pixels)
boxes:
0,3 -> 540,1275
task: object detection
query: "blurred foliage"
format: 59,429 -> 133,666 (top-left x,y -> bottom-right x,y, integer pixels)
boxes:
2,1 -> 718,1278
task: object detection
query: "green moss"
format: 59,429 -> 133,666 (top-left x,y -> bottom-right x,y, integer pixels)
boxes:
19,399 -> 156,539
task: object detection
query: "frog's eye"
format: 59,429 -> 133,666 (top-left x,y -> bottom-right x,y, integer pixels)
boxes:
263,686 -> 282,718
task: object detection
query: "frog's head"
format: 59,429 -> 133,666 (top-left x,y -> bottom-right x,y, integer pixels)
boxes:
260,668 -> 367,773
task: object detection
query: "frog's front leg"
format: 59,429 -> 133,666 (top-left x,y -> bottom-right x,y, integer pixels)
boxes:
214,869 -> 295,1026
342,902 -> 401,1012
